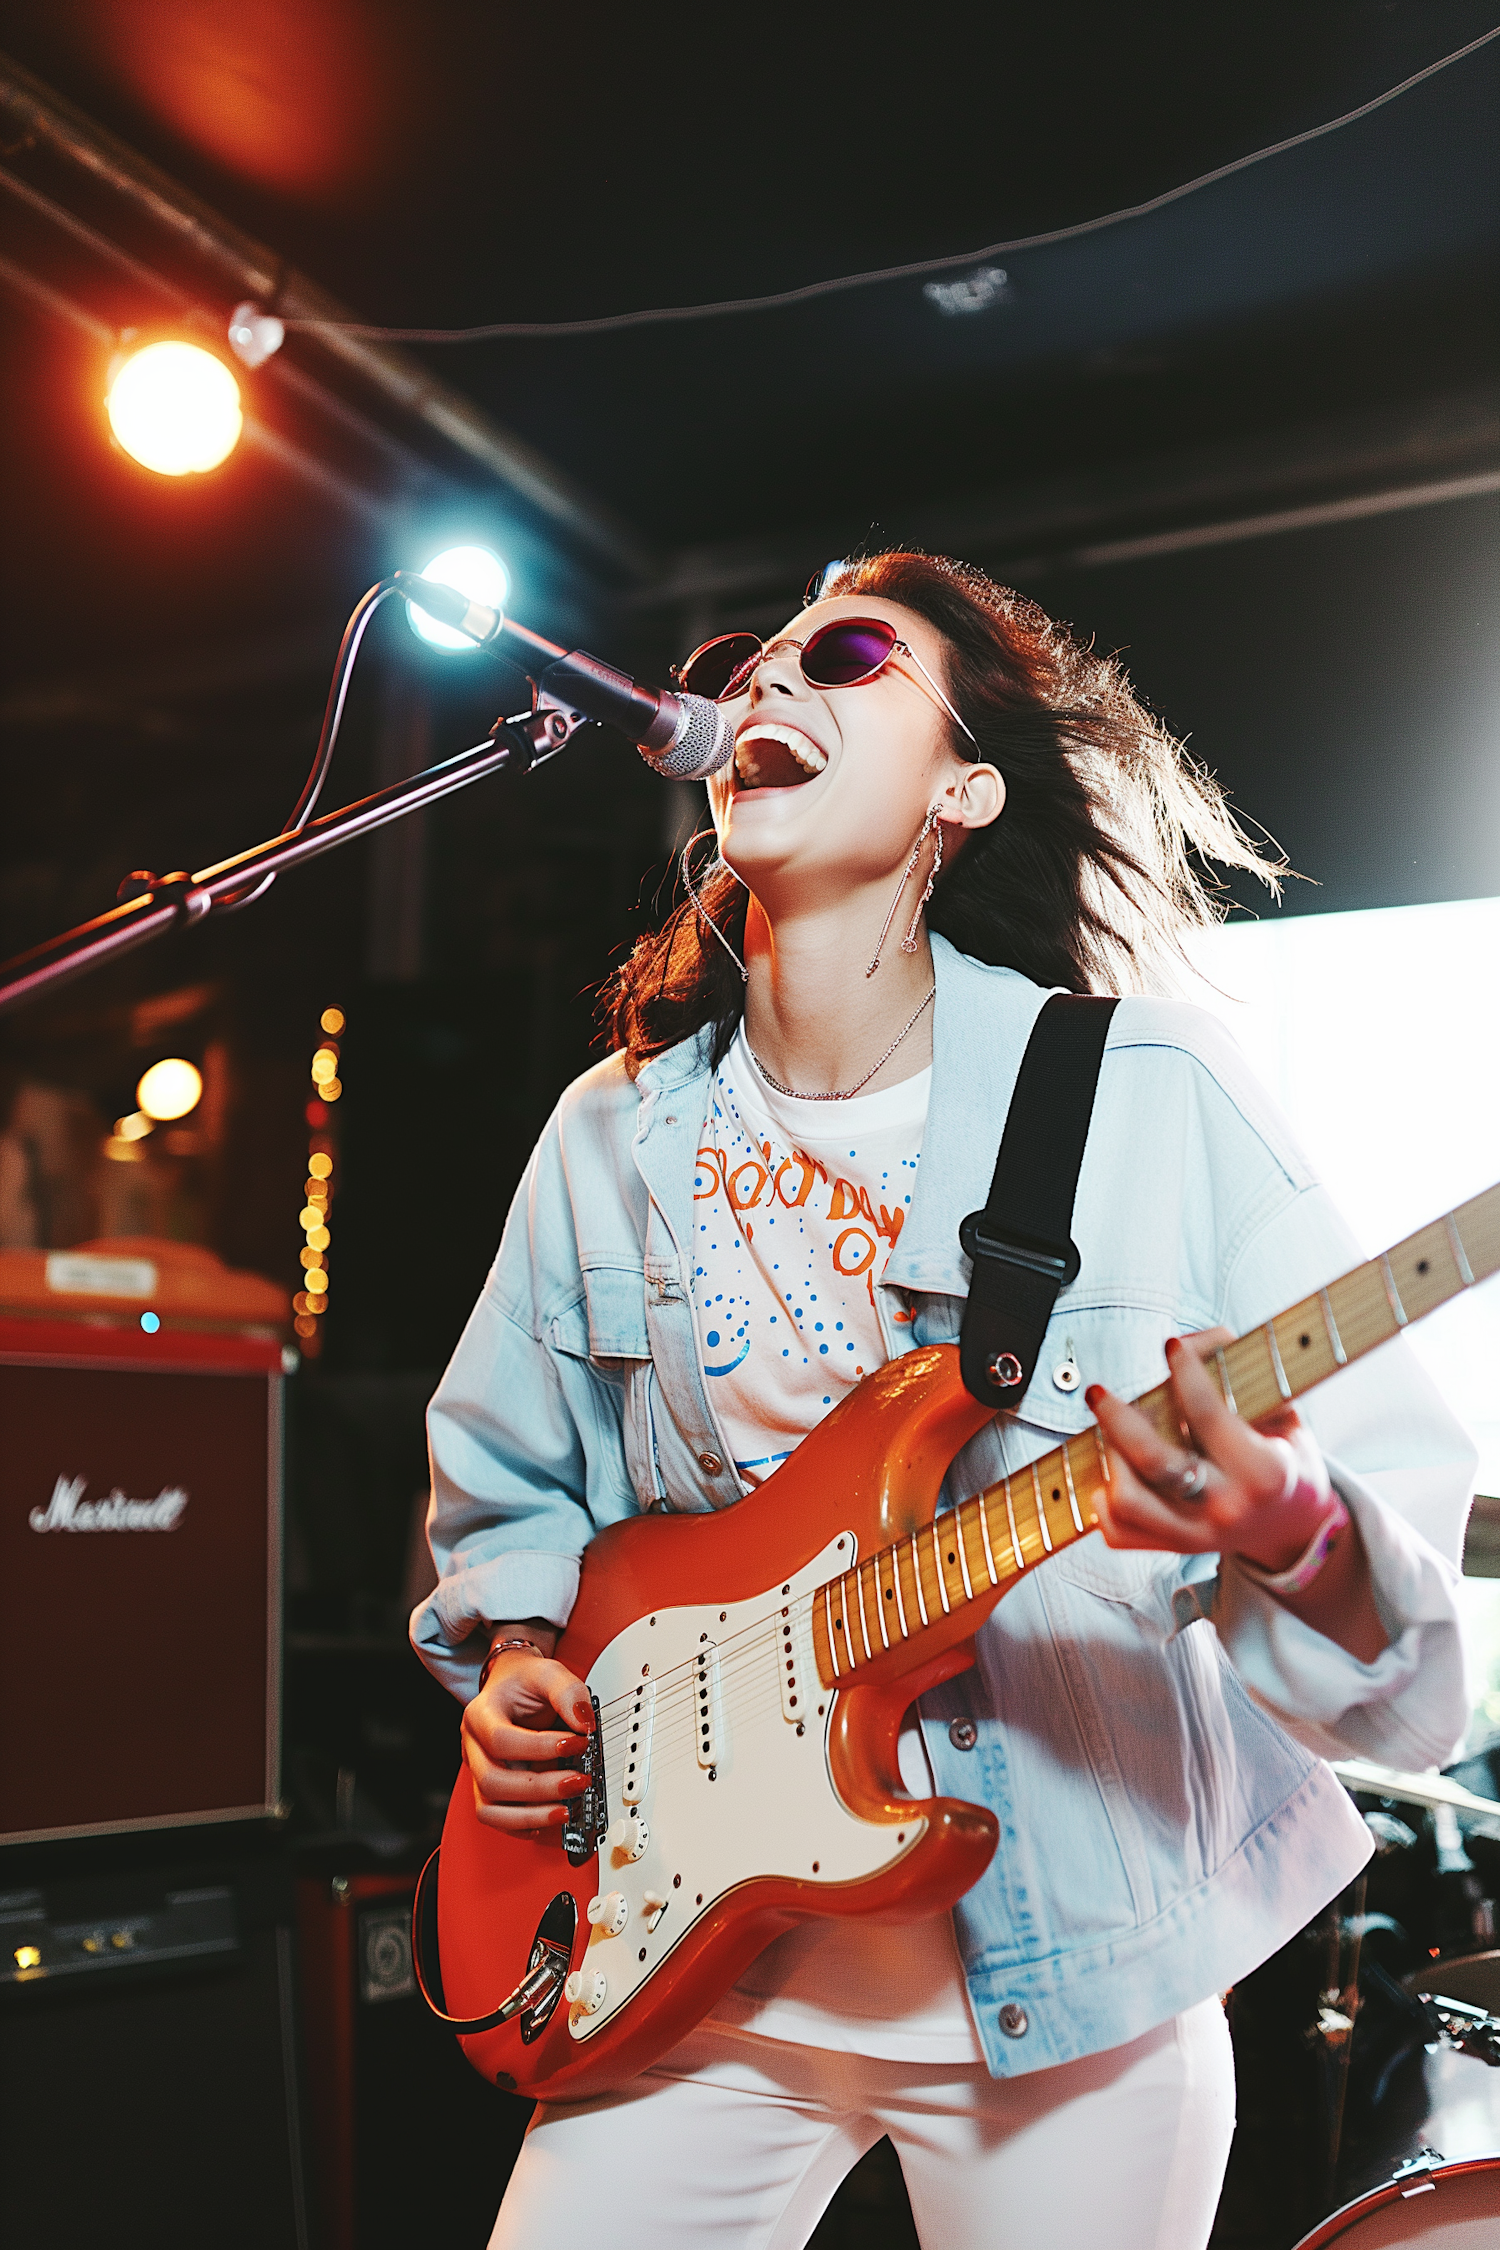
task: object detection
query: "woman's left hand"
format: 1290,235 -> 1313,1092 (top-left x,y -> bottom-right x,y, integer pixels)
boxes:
1086,1327 -> 1388,1663
1086,1328 -> 1331,1572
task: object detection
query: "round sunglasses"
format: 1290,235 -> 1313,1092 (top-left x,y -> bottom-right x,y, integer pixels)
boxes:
674,617 -> 976,745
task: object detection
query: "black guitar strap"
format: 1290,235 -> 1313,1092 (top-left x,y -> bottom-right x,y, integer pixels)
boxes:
958,993 -> 1119,1411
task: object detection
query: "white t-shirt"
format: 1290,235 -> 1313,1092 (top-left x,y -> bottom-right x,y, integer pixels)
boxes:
688,1026 -> 985,2062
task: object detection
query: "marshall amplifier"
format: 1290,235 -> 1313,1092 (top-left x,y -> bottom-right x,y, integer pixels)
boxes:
0,1241 -> 289,1844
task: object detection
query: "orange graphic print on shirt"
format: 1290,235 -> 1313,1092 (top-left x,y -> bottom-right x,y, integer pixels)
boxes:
689,1032 -> 927,1483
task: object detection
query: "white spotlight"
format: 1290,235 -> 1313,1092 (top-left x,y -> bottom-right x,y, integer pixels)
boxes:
407,546 -> 510,652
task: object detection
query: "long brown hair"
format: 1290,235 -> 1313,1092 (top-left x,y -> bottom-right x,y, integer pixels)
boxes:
601,551 -> 1282,1074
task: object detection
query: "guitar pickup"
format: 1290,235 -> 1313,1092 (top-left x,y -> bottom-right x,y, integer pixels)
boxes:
694,1642 -> 720,1771
777,1604 -> 814,1725
620,1680 -> 655,1806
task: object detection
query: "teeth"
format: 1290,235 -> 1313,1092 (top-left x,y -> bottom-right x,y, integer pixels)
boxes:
733,724 -> 828,787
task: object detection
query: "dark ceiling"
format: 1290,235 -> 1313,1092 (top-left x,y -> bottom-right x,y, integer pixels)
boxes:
4,2 -> 1499,578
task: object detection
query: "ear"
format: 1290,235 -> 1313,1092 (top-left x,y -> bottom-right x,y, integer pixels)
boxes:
934,760 -> 1005,833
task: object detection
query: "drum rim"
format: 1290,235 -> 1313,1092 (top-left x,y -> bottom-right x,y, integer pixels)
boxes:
1292,2151 -> 1500,2247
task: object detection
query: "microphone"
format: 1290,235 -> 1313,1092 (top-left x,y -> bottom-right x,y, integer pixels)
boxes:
393,573 -> 734,780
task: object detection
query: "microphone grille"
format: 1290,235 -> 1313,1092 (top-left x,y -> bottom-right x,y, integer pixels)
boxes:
643,694 -> 734,780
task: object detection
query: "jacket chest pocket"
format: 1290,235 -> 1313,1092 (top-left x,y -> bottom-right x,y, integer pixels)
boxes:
549,1264 -> 661,1506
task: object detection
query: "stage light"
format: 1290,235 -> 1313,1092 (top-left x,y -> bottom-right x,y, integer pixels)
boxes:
106,342 -> 243,475
226,301 -> 285,370
407,545 -> 509,651
136,1058 -> 203,1121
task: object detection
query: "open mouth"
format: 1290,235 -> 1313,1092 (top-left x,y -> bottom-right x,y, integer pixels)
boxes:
733,723 -> 829,791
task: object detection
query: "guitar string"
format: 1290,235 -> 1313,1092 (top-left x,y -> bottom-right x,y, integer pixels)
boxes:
592,1470 -> 1057,1734
597,1605 -> 816,1750
590,1578 -> 831,1726
594,1478 -> 1057,1747
583,1205 -> 1494,1783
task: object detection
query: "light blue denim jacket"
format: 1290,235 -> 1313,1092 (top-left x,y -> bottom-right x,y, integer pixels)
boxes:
413,936 -> 1474,2077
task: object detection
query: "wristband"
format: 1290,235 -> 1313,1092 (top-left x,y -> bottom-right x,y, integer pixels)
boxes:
1237,1493 -> 1350,1597
478,1636 -> 544,1692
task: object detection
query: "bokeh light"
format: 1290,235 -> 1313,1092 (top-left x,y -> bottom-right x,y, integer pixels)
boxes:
106,342 -> 244,475
406,545 -> 509,651
320,1007 -> 345,1036
136,1058 -> 203,1121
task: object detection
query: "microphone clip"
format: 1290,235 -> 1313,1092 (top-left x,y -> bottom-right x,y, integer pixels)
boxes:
488,689 -> 594,773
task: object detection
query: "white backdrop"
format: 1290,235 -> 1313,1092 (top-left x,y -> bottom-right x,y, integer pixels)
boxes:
1186,896 -> 1500,1748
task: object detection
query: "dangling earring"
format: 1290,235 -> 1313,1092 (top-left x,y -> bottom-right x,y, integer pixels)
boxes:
866,809 -> 944,978
681,829 -> 749,984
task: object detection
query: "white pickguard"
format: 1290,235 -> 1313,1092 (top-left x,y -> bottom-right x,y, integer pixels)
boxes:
566,1530 -> 927,2041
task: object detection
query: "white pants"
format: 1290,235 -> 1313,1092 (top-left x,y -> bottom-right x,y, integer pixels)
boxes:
490,1998 -> 1237,2250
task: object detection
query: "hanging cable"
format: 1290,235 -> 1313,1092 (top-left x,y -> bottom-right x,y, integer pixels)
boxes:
282,25 -> 1500,344
220,578 -> 397,908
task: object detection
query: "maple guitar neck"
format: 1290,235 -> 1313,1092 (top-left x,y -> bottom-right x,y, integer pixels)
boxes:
811,1181 -> 1500,1687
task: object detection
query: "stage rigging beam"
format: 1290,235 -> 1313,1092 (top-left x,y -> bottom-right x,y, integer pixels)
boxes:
0,48 -> 652,586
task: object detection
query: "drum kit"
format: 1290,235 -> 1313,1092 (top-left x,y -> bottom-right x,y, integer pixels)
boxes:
1277,1759 -> 1500,2248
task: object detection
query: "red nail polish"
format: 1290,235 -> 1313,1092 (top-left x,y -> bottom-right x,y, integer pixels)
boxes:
1085,1385 -> 1104,1409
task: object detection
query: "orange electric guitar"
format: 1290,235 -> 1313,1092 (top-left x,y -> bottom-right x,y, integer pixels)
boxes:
418,1183 -> 1498,2100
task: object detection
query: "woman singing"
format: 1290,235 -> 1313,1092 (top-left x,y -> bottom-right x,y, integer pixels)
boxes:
412,552 -> 1473,2249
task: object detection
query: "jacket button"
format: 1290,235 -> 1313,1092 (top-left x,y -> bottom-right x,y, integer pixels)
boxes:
999,2003 -> 1028,2038
948,1718 -> 978,1751
698,1452 -> 724,1476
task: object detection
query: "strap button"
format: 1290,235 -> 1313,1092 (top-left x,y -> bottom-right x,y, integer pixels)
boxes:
999,2003 -> 1029,2038
948,1718 -> 978,1752
698,1452 -> 724,1476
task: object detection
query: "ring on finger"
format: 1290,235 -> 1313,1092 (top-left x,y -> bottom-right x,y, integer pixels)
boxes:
1157,1453 -> 1210,1502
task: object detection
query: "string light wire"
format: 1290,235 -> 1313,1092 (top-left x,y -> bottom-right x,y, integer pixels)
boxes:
283,27 -> 1500,344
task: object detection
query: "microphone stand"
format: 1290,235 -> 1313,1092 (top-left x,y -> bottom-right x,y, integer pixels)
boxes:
0,693 -> 593,1019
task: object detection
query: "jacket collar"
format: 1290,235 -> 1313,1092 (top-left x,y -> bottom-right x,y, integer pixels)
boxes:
884,937 -> 1054,1297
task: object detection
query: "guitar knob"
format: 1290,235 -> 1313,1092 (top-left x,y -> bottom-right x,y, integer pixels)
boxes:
586,1891 -> 629,1935
606,1815 -> 650,1862
564,1968 -> 607,2014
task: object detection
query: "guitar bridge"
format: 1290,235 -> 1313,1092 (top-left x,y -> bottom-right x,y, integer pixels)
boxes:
562,1692 -> 608,1867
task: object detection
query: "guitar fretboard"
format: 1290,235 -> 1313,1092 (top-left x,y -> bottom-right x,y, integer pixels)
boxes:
810,1181 -> 1500,1686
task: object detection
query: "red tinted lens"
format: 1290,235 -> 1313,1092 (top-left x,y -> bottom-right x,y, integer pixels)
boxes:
678,633 -> 763,702
801,618 -> 898,688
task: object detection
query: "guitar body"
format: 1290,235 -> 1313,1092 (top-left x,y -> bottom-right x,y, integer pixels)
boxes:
434,1344 -> 1000,2100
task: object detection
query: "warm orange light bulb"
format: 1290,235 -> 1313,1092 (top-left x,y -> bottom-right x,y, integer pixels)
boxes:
106,342 -> 243,475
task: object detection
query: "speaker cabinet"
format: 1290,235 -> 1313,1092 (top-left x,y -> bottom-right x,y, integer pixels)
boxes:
0,1847 -> 309,2250
298,1870 -> 532,2249
0,1317 -> 283,1844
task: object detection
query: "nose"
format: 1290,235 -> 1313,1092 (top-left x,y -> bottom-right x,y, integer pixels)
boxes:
747,639 -> 806,705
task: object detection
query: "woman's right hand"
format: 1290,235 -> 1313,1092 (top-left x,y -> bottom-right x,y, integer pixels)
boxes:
461,1648 -> 596,1835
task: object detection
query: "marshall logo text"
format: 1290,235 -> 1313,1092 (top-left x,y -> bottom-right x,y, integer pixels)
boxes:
29,1475 -> 190,1533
